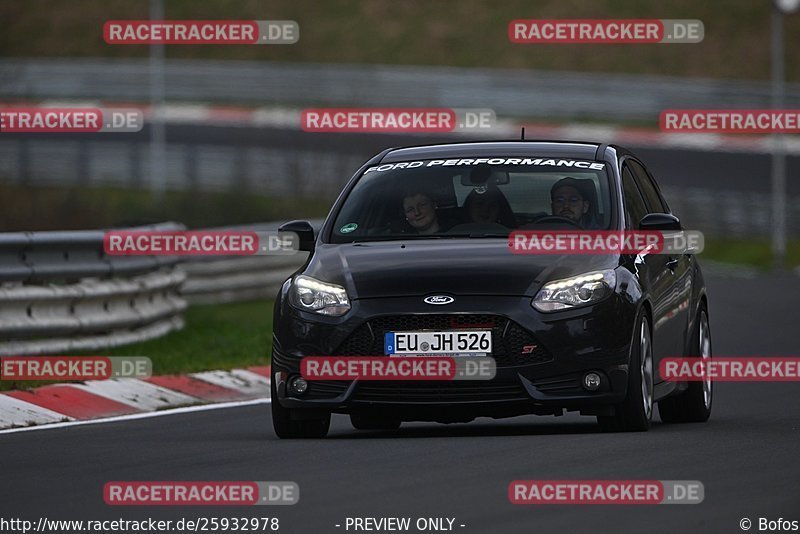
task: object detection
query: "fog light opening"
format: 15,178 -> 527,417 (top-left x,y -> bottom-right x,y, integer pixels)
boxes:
582,372 -> 602,391
289,375 -> 308,395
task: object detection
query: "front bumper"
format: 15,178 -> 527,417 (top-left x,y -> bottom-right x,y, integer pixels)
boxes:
272,293 -> 637,419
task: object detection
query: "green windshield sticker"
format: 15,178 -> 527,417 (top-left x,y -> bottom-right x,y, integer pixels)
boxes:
340,223 -> 358,234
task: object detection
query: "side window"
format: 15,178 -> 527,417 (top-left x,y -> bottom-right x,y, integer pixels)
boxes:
622,165 -> 648,229
628,160 -> 668,214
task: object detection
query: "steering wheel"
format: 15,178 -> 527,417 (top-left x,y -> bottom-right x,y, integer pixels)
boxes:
531,215 -> 584,229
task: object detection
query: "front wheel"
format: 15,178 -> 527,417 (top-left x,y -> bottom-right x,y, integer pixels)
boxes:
271,377 -> 330,439
598,310 -> 653,432
658,307 -> 712,423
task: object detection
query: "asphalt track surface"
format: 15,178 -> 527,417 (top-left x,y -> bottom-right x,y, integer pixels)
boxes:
1,271 -> 798,534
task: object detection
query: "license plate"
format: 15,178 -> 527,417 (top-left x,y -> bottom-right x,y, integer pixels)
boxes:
385,331 -> 492,356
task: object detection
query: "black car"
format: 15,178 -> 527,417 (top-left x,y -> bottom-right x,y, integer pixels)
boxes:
271,141 -> 712,438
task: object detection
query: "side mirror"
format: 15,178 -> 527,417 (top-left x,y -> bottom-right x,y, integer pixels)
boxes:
639,213 -> 681,231
279,220 -> 315,252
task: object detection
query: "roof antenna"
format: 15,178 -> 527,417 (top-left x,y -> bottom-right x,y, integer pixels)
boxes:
520,126 -> 525,140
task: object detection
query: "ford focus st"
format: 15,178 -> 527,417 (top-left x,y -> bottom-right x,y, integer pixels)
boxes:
271,141 -> 712,438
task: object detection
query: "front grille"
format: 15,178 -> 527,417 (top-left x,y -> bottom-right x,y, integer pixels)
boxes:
332,314 -> 552,367
352,381 -> 529,403
304,379 -> 529,403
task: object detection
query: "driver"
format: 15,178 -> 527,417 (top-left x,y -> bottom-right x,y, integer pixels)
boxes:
550,177 -> 593,228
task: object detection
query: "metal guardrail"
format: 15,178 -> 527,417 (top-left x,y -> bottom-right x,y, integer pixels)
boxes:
3,58 -> 800,121
0,223 -> 188,356
181,255 -> 305,305
177,220 -> 319,305
0,221 -> 317,354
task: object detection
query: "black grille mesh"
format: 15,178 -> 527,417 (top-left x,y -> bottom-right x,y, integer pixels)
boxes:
352,381 -> 529,402
304,379 -> 529,403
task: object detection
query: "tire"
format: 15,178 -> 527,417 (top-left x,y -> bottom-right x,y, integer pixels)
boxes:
597,310 -> 654,432
350,413 -> 402,431
658,307 -> 712,423
271,378 -> 330,439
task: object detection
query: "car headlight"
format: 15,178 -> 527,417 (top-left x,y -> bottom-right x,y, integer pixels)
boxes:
289,275 -> 351,316
532,269 -> 616,312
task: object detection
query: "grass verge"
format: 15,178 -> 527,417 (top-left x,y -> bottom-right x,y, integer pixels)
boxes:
699,238 -> 800,271
0,299 -> 274,392
2,0 -> 800,81
103,299 -> 274,374
0,184 -> 331,232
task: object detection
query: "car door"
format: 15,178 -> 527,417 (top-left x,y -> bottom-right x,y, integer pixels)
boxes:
628,159 -> 693,361
621,161 -> 675,376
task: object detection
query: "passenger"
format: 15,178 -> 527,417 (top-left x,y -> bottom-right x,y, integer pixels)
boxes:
402,191 -> 440,234
463,187 -> 516,227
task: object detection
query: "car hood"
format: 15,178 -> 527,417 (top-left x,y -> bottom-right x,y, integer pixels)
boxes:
303,240 -> 620,299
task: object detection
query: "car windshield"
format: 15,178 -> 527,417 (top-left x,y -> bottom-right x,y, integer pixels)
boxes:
330,157 -> 613,243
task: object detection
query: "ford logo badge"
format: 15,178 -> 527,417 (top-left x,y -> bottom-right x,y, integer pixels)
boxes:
424,295 -> 455,305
